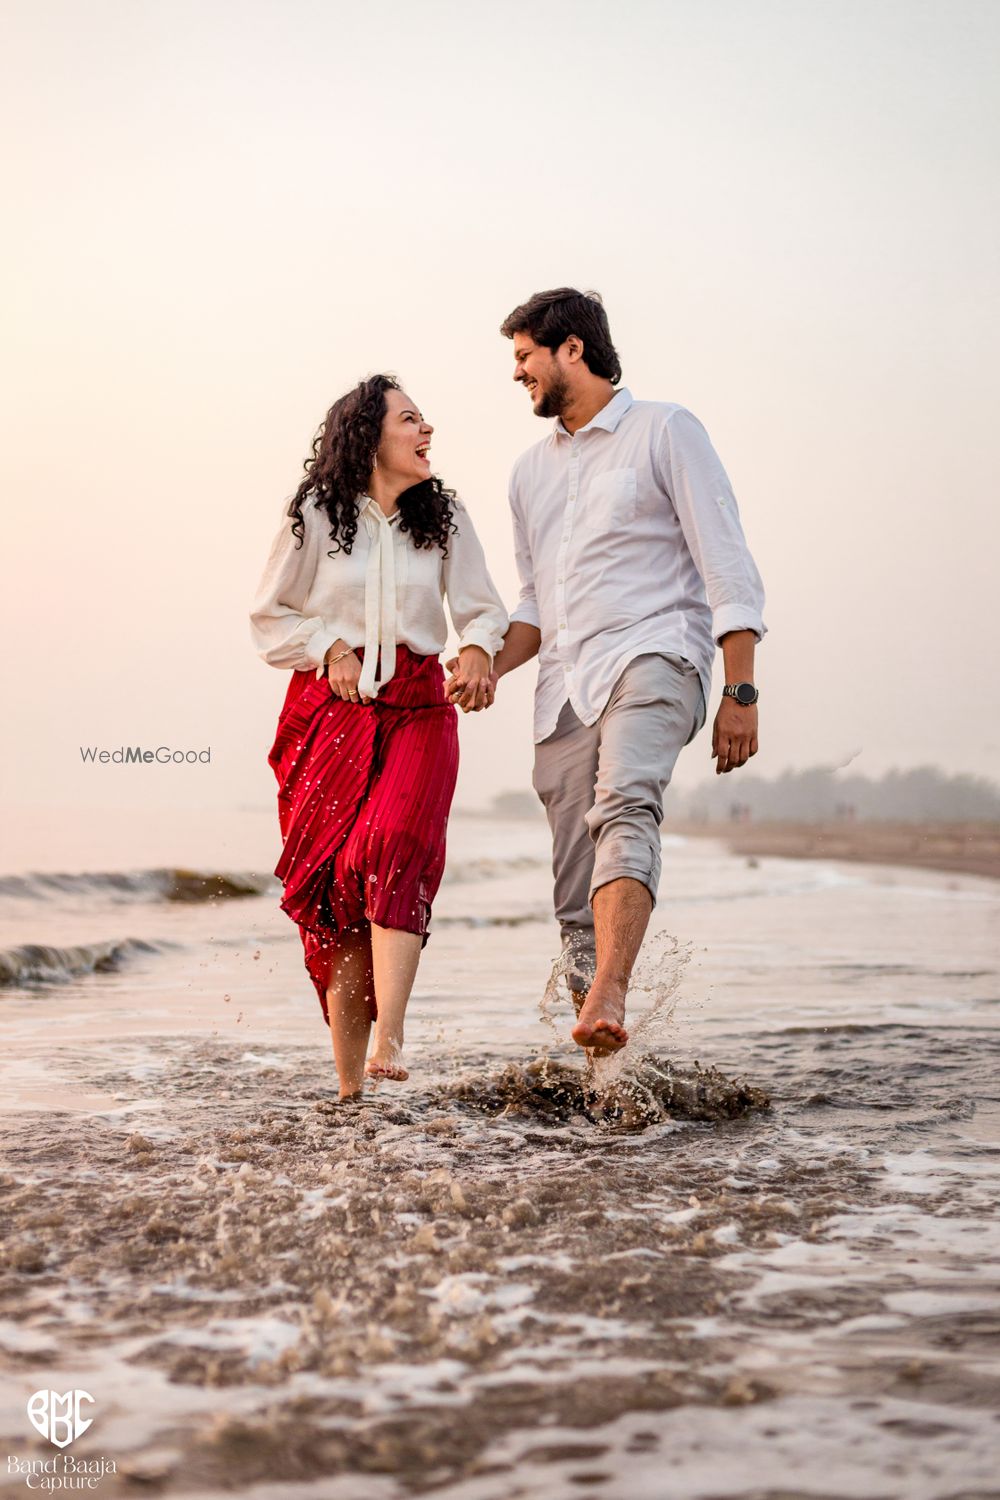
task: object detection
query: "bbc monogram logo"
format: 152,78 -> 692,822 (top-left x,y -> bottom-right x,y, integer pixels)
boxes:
26,1391 -> 94,1448
7,1389 -> 117,1490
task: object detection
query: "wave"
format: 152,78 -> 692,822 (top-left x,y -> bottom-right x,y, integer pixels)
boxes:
0,868 -> 278,904
440,855 -> 547,886
436,912 -> 549,928
0,936 -> 173,987
0,856 -> 545,905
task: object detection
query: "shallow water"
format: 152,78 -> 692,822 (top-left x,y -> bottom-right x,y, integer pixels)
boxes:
1,814 -> 998,1498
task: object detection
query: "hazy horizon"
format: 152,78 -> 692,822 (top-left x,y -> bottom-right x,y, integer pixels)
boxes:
3,0 -> 998,839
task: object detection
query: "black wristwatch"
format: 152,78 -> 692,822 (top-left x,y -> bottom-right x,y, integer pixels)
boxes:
722,682 -> 759,706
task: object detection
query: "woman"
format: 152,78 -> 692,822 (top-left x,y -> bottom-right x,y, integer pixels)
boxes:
250,374 -> 507,1100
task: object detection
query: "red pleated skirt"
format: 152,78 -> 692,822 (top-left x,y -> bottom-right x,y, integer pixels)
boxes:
267,645 -> 459,1025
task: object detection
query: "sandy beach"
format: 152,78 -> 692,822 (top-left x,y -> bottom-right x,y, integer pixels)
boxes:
672,819 -> 1000,881
1,812 -> 998,1498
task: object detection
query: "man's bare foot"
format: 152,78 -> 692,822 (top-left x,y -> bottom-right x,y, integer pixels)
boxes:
364,1039 -> 409,1082
571,983 -> 629,1054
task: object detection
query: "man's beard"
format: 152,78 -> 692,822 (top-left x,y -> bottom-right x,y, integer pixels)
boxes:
534,370 -> 570,419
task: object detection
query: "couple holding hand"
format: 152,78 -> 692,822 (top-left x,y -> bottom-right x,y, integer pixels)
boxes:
250,287 -> 766,1101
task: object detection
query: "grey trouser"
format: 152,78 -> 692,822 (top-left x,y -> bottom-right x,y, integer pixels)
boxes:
532,652 -> 706,988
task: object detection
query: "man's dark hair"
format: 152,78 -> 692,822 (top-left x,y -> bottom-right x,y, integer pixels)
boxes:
500,287 -> 622,384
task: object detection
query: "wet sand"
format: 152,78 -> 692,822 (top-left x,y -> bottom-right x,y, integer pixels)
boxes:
673,819 -> 1000,880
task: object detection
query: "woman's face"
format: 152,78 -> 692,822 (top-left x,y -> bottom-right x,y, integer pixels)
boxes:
374,388 -> 434,488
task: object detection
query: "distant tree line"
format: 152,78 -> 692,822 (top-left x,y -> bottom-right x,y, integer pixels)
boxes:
673,765 -> 1000,824
480,768 -> 1000,824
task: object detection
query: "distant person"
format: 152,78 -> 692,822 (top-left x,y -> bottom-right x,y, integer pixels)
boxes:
251,376 -> 507,1100
447,289 -> 765,1055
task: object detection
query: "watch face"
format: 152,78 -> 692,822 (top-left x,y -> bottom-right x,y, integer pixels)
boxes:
735,682 -> 757,705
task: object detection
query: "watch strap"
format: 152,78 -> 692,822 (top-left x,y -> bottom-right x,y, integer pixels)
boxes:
723,682 -> 759,705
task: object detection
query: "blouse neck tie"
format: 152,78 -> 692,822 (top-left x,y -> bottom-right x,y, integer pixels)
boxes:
356,501 -> 398,701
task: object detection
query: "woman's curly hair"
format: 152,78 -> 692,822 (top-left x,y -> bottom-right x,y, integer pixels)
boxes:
288,374 -> 457,556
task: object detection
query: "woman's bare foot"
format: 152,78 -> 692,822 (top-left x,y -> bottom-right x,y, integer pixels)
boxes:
571,981 -> 629,1054
337,1088 -> 364,1104
364,1036 -> 409,1082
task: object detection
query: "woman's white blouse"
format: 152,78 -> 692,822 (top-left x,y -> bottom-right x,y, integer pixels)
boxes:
250,492 -> 509,701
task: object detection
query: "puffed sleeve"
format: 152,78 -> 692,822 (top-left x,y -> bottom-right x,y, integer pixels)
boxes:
441,499 -> 509,664
249,496 -> 340,673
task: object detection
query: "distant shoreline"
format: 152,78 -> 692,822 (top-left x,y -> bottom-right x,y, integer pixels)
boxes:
669,820 -> 1000,881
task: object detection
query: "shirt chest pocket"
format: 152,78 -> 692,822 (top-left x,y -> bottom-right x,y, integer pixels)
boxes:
579,467 -> 638,532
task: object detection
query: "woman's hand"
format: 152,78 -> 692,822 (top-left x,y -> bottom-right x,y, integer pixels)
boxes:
446,646 -> 495,713
324,641 -> 371,704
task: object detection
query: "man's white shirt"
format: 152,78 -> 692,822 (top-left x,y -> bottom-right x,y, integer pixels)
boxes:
508,387 -> 767,743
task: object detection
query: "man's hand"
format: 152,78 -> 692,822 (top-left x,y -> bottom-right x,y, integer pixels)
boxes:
445,646 -> 496,713
711,698 -> 758,774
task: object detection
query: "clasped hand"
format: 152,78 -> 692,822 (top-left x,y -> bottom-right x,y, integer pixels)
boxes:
444,646 -> 496,713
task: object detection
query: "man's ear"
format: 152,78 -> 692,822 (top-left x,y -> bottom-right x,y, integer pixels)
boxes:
562,334 -> 585,365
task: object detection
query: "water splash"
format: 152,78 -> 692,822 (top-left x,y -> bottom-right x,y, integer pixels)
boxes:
591,930 -> 695,1088
440,1053 -> 770,1132
539,930 -> 596,1042
537,927 -> 696,1092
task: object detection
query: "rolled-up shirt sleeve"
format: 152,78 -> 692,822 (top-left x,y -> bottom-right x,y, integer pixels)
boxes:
249,498 -> 339,672
661,407 -> 767,645
442,500 -> 509,664
507,470 -> 541,631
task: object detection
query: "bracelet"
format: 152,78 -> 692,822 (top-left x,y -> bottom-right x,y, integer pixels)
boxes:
325,647 -> 354,667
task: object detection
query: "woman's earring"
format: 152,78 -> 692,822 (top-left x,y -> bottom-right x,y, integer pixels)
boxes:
372,455 -> 378,471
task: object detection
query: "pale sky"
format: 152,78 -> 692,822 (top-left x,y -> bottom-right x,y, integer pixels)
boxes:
2,0 -> 998,830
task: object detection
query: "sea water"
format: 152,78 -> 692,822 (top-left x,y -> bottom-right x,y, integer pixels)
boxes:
0,807 -> 997,1498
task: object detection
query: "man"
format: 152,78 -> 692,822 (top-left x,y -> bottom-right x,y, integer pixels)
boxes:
451,287 -> 766,1054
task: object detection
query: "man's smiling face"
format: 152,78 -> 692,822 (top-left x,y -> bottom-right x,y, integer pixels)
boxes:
512,333 -> 570,420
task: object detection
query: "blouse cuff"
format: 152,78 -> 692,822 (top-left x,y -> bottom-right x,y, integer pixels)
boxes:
457,627 -> 500,668
303,623 -> 339,674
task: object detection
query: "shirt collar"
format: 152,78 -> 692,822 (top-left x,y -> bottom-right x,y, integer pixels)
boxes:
553,386 -> 634,438
359,494 -> 401,525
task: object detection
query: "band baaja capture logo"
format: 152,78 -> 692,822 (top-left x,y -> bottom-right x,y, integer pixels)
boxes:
27,1391 -> 94,1449
6,1391 -> 117,1490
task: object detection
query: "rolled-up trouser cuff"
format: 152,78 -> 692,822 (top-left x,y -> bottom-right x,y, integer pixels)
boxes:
589,860 -> 659,910
534,653 -> 701,979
